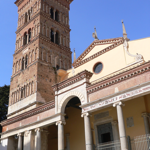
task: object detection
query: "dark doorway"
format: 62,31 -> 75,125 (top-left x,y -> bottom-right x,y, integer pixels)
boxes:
97,122 -> 113,144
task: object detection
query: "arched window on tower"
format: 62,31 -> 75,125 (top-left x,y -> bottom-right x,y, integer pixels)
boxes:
51,29 -> 54,43
28,29 -> 31,43
50,8 -> 54,19
55,10 -> 59,22
25,55 -> 28,69
56,31 -> 59,45
56,65 -> 59,70
22,57 -> 25,70
25,12 -> 27,23
28,10 -> 31,21
23,32 -> 27,45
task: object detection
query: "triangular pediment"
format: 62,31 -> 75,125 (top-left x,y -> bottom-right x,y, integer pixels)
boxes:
73,37 -> 123,68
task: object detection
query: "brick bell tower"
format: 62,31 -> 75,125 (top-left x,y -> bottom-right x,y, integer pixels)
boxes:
8,0 -> 73,118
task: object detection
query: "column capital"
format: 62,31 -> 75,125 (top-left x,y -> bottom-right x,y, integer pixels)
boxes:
113,101 -> 125,107
35,127 -> 43,132
17,133 -> 23,136
111,120 -> 118,126
56,120 -> 66,125
24,130 -> 31,137
81,112 -> 91,117
142,112 -> 150,118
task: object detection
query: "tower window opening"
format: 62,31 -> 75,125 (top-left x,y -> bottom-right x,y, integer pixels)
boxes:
55,10 -> 59,22
51,29 -> 54,43
21,88 -> 24,99
56,31 -> 59,45
23,32 -> 27,45
56,65 -> 59,70
28,29 -> 31,43
25,55 -> 28,69
22,57 -> 25,70
50,8 -> 54,19
28,10 -> 31,21
25,13 -> 27,23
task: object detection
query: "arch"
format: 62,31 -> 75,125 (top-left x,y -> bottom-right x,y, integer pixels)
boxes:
22,57 -> 25,70
25,12 -> 27,23
28,28 -> 31,42
25,55 -> 28,68
50,7 -> 54,19
58,91 -> 85,114
23,32 -> 27,45
55,10 -> 59,22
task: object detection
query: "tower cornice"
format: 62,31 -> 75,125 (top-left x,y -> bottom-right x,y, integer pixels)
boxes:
16,11 -> 71,35
15,0 -> 73,9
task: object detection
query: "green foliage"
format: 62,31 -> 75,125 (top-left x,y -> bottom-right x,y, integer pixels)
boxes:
0,85 -> 10,122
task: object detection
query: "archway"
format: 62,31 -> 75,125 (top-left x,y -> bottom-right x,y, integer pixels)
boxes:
63,96 -> 85,150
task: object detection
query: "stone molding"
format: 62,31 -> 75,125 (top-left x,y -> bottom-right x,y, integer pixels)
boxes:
15,0 -> 72,10
82,83 -> 150,113
40,11 -> 70,32
56,120 -> 66,125
87,61 -> 150,94
1,101 -> 55,126
72,37 -> 123,68
58,90 -> 85,113
73,39 -> 123,68
52,70 -> 93,91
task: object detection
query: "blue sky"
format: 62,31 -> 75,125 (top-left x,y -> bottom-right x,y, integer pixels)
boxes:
0,0 -> 150,86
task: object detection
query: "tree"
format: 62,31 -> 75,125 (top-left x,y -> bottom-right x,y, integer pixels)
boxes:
0,85 -> 10,134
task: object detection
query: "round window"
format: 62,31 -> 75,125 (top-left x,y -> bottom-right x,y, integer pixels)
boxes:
93,62 -> 103,74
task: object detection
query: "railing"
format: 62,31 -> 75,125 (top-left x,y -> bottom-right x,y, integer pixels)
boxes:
130,134 -> 150,150
95,140 -> 121,150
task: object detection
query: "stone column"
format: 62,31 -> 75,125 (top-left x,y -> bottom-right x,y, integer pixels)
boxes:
35,128 -> 42,150
56,121 -> 66,150
54,32 -> 56,43
27,34 -> 29,44
59,12 -> 61,22
60,35 -> 62,45
17,133 -> 23,150
142,113 -> 150,135
113,102 -> 128,150
82,113 -> 93,150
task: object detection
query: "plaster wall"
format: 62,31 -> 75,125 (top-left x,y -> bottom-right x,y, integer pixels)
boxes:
68,37 -> 150,83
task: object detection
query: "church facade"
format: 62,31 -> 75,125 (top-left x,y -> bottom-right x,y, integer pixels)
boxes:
0,0 -> 150,150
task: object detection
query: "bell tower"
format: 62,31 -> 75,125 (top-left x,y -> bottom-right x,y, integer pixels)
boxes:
8,0 -> 73,118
